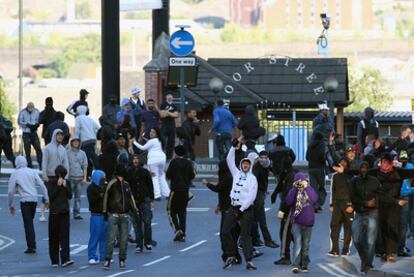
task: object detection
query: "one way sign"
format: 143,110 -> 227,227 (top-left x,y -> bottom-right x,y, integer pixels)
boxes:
169,30 -> 195,56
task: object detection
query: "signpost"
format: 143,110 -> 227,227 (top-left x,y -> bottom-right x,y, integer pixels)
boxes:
169,27 -> 195,123
412,99 -> 414,124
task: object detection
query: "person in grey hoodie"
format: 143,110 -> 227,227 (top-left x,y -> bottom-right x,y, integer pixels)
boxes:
42,129 -> 69,183
67,137 -> 88,220
18,102 -> 43,169
8,156 -> 49,254
74,105 -> 100,178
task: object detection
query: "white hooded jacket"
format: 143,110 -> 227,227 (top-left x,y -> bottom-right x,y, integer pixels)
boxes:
8,156 -> 49,207
226,146 -> 258,212
42,129 -> 70,177
74,105 -> 100,144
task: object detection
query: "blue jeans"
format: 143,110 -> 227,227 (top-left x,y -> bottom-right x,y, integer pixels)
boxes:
88,215 -> 107,261
352,210 -> 378,267
131,199 -> 153,247
409,195 -> 414,237
292,223 -> 313,268
70,179 -> 82,216
105,213 -> 129,260
215,132 -> 232,161
399,197 -> 409,252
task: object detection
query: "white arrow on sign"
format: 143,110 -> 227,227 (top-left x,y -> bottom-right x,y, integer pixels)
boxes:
171,37 -> 194,49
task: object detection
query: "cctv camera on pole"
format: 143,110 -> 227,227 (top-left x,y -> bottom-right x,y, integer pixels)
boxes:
317,13 -> 330,57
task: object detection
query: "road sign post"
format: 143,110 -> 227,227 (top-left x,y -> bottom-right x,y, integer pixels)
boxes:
412,99 -> 414,124
169,27 -> 195,124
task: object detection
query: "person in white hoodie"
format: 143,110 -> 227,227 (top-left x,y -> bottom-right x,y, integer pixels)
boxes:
8,156 -> 49,254
74,105 -> 100,178
133,127 -> 170,200
42,129 -> 70,182
222,136 -> 258,271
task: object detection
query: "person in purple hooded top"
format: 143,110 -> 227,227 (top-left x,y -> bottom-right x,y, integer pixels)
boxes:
285,172 -> 318,274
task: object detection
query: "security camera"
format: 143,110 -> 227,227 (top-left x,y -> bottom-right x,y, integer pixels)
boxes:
320,13 -> 330,30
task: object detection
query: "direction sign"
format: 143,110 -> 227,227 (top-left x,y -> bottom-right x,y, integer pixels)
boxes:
169,57 -> 196,66
169,30 -> 195,56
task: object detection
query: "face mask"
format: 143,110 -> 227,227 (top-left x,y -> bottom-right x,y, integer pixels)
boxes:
259,158 -> 270,168
379,160 -> 393,174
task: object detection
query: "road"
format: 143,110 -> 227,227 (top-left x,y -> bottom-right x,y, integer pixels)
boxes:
0,178 -> 412,277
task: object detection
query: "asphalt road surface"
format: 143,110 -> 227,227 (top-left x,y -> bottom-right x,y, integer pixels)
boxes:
0,178 -> 413,277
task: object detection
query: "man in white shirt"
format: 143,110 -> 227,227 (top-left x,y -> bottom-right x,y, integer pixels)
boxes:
222,136 -> 258,270
8,156 -> 49,254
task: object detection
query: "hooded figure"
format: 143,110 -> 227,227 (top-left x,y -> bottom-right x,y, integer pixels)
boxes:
39,97 -> 57,139
42,129 -> 70,179
74,105 -> 100,144
357,107 -> 379,154
102,95 -> 121,129
237,105 -> 266,141
44,111 -> 70,146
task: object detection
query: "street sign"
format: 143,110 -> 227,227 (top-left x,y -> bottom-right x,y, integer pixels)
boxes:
169,30 -> 195,56
169,57 -> 196,66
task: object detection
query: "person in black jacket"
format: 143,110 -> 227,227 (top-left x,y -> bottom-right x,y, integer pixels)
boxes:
356,107 -> 379,156
39,97 -> 57,144
306,132 -> 327,212
269,135 -> 296,183
251,151 -> 279,249
44,112 -> 70,146
47,165 -> 73,268
271,156 -> 295,265
177,109 -> 201,161
102,165 -> 138,270
126,154 -> 155,253
0,114 -> 15,171
347,161 -> 381,274
328,158 -> 354,257
66,89 -> 89,116
237,105 -> 265,153
166,145 -> 195,242
87,170 -> 107,264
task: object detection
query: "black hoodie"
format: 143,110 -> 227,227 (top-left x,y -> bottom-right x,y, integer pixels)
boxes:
306,132 -> 326,169
237,105 -> 265,140
126,164 -> 154,203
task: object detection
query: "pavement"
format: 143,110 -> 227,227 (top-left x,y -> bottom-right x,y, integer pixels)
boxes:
1,175 -> 414,276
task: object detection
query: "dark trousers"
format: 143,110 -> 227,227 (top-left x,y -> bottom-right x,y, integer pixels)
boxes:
220,210 -> 241,261
161,125 -> 176,160
330,202 -> 353,253
167,190 -> 189,235
279,212 -> 293,259
81,142 -> 97,177
105,213 -> 129,260
215,133 -> 232,161
222,206 -> 254,262
182,139 -> 195,161
399,197 -> 409,253
22,132 -> 42,169
379,204 -> 401,255
48,213 -> 70,265
309,168 -> 326,209
352,210 -> 378,267
21,202 -> 37,250
0,136 -> 15,171
131,199 -> 153,247
252,190 -> 272,243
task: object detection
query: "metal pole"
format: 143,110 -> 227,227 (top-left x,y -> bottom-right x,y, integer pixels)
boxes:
292,109 -> 297,156
132,27 -> 136,69
18,0 -> 23,112
179,67 -> 185,124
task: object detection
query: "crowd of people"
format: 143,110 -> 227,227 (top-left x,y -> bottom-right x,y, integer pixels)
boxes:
2,90 -> 414,275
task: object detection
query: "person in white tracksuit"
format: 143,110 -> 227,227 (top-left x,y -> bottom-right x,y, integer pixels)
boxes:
133,127 -> 170,200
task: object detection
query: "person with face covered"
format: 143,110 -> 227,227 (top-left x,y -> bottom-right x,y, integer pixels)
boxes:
39,97 -> 57,143
357,107 -> 379,156
222,136 -> 258,271
251,151 -> 279,249
101,95 -> 121,131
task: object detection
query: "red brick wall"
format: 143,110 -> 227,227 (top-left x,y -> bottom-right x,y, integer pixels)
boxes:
144,71 -> 167,106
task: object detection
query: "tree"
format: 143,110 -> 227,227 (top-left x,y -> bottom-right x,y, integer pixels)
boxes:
0,80 -> 16,119
346,67 -> 393,112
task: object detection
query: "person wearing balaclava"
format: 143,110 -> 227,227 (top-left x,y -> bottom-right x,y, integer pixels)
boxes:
39,97 -> 57,143
102,95 -> 121,131
222,136 -> 258,271
357,107 -> 379,155
251,151 -> 279,249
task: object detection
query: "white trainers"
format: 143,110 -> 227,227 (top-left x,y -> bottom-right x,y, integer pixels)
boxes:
88,259 -> 99,265
39,215 -> 47,222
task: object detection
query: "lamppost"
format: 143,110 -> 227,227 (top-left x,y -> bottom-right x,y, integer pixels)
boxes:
208,77 -> 224,106
324,76 -> 339,124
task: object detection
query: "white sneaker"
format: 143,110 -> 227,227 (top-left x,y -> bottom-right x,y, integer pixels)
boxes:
88,259 -> 99,265
39,215 -> 47,222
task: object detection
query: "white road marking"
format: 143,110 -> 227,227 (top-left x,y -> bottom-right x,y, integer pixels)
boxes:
151,223 -> 158,226
78,265 -> 89,270
0,235 -> 15,251
190,189 -> 210,191
318,263 -> 346,277
105,270 -> 135,277
142,256 -> 171,267
325,263 -> 357,277
70,244 -> 88,255
179,240 -> 207,252
187,208 -> 210,212
67,270 -> 78,274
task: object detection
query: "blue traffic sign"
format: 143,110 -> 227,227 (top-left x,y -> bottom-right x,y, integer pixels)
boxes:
169,30 -> 195,57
